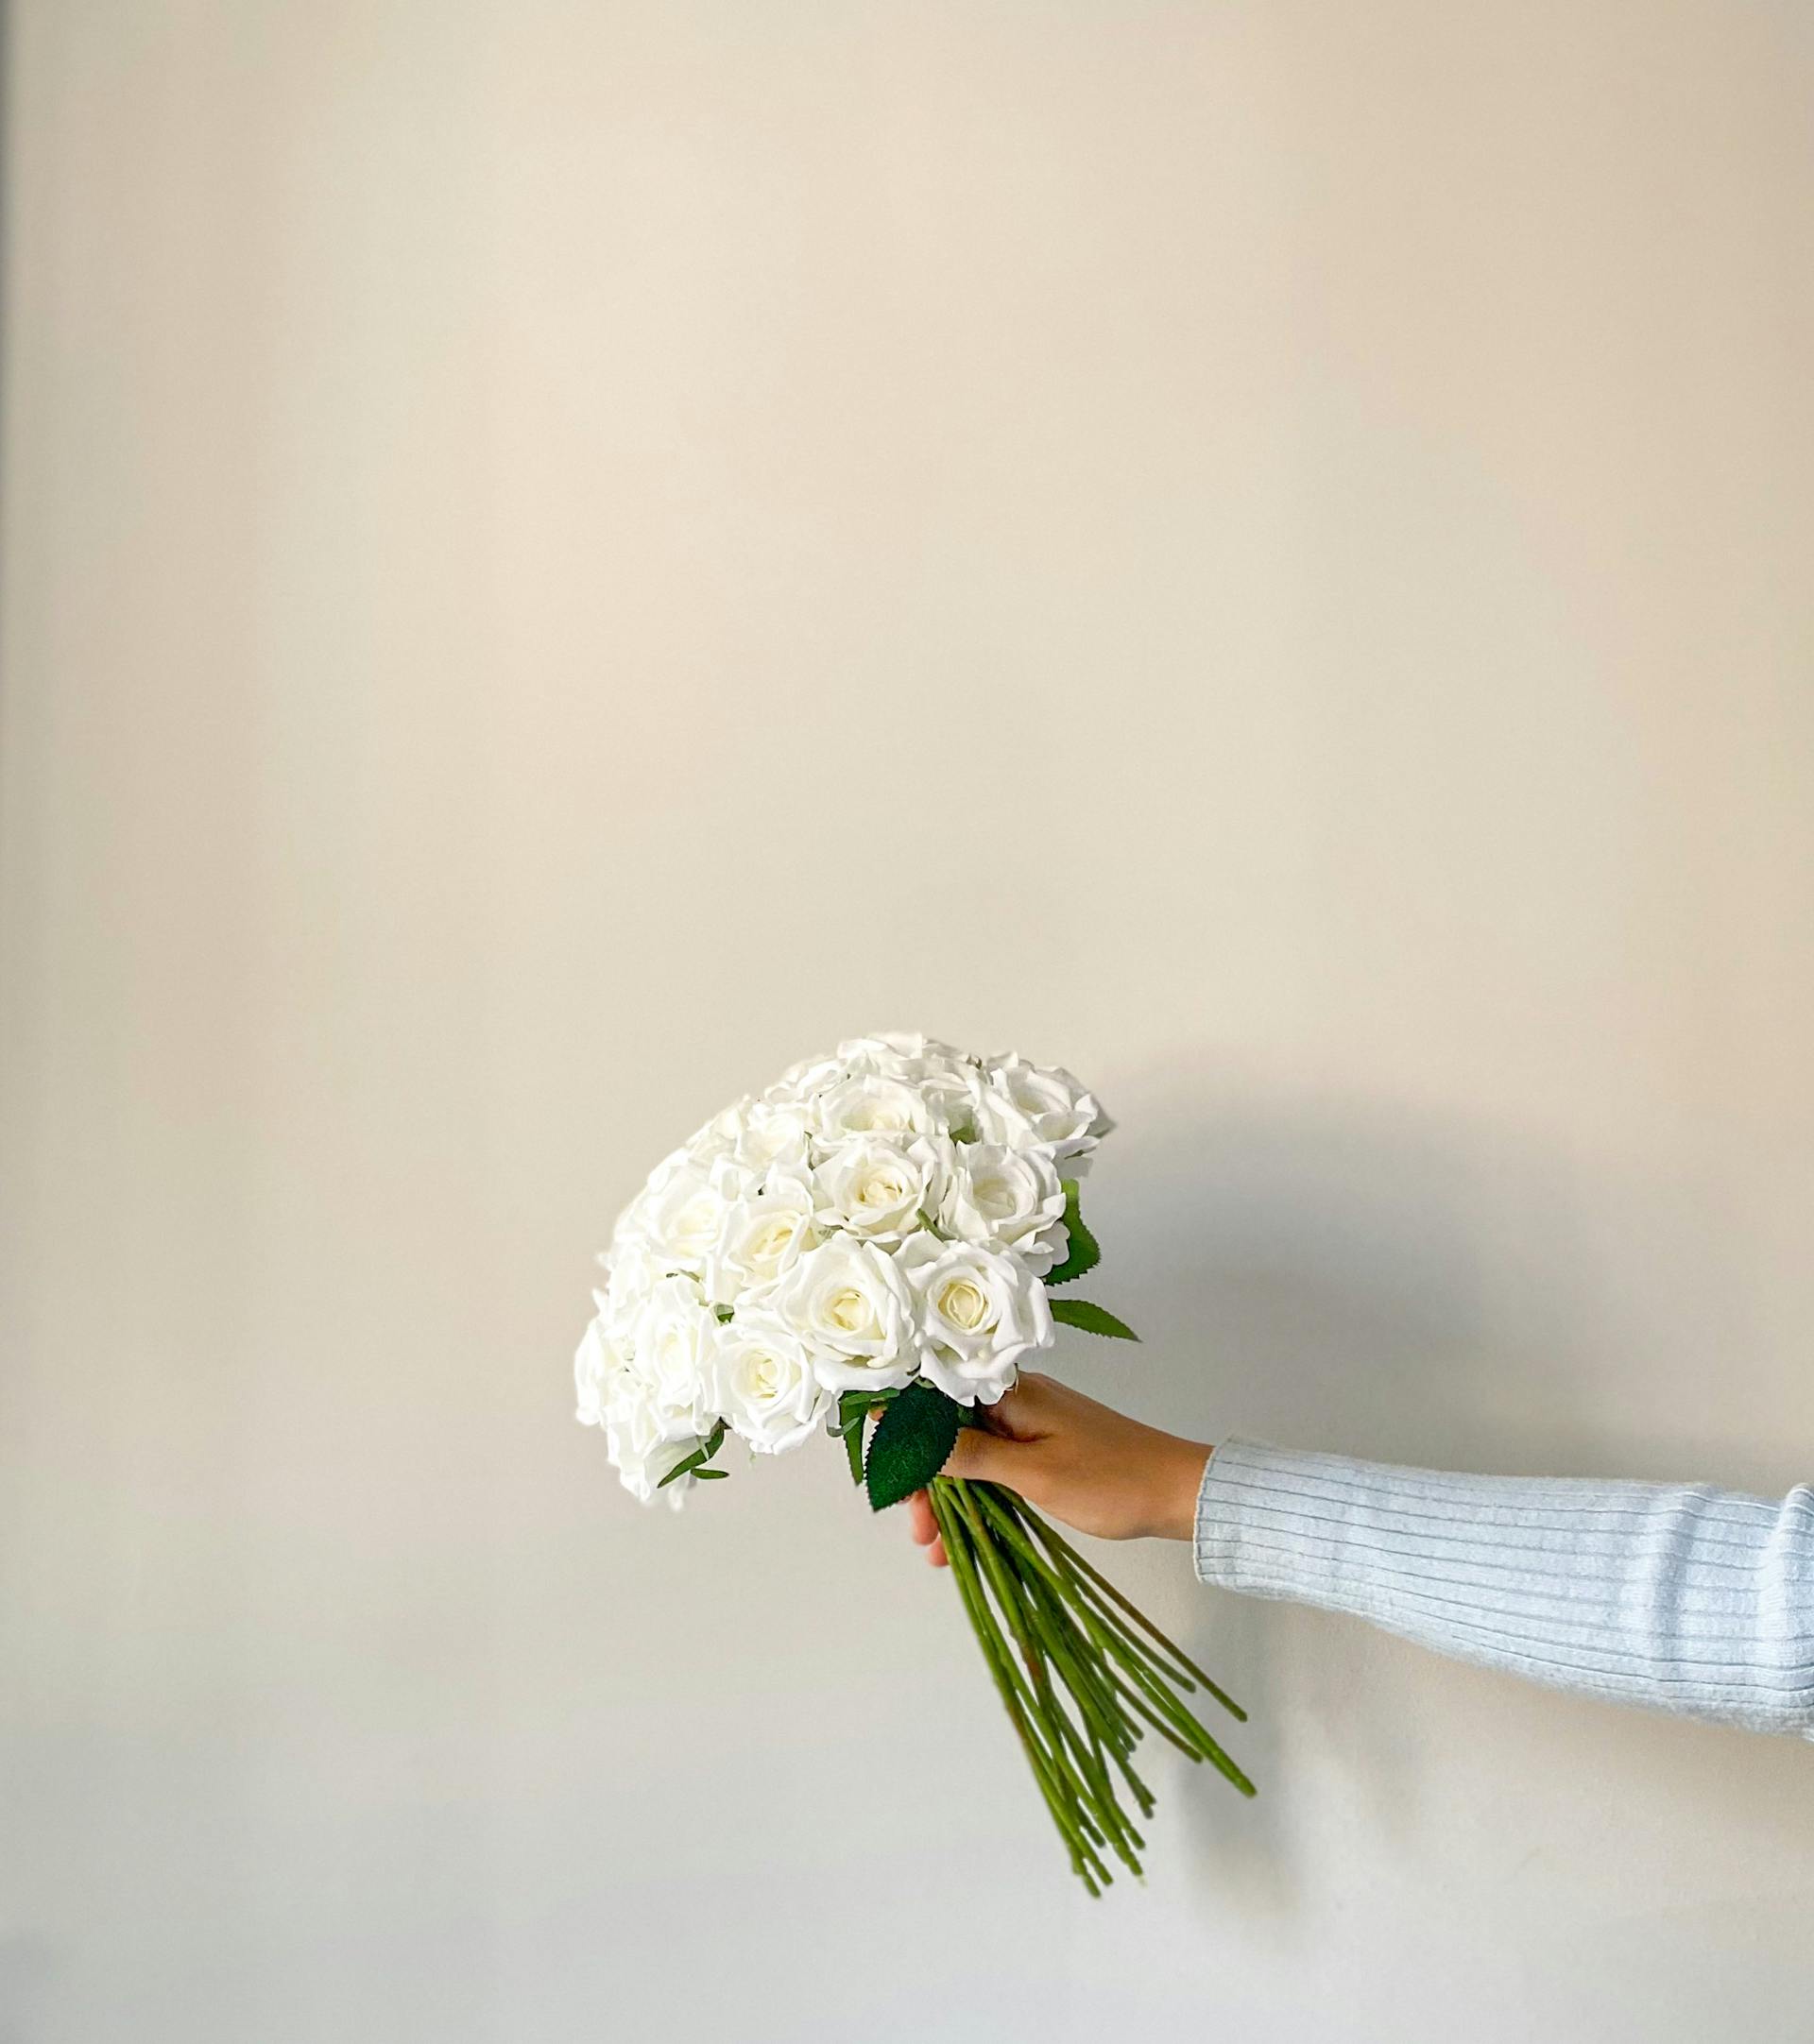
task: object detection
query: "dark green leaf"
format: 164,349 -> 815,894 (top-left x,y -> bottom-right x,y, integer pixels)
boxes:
864,1379 -> 964,1511
830,1389 -> 892,1438
657,1449 -> 706,1489
693,1467 -> 728,1480
656,1418 -> 727,1489
1044,1181 -> 1101,1286
844,1415 -> 865,1486
1049,1298 -> 1140,1342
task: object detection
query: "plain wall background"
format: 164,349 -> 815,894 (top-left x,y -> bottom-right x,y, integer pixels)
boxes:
4,3 -> 1811,2038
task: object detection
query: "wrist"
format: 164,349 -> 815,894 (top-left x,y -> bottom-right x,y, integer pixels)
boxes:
1154,1437 -> 1213,1542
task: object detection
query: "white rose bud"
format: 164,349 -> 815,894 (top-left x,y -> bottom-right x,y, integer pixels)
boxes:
770,1236 -> 917,1391
897,1235 -> 1053,1405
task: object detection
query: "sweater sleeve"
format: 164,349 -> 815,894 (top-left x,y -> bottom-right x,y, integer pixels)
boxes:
1193,1439 -> 1814,1737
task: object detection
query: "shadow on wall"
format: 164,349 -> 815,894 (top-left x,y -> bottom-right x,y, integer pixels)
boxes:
1070,1083 -> 1813,1916
1074,1091 -> 1623,1915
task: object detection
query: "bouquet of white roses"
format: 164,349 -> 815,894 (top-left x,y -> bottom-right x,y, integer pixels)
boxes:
575,1033 -> 1253,1890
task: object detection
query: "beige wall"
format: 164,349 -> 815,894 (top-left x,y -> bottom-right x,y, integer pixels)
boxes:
4,3 -> 1812,2038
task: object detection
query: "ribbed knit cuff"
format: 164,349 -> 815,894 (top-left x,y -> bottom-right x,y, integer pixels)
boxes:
1191,1438 -> 1332,1599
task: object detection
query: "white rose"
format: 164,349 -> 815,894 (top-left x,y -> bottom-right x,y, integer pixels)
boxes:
813,1135 -> 949,1243
937,1142 -> 1069,1273
897,1234 -> 1053,1405
602,1369 -> 704,1507
686,1095 -> 754,1163
837,1033 -> 983,1130
974,1054 -> 1113,1169
628,1150 -> 735,1274
629,1273 -> 721,1438
770,1236 -> 917,1391
811,1071 -> 937,1143
596,1236 -> 662,1337
729,1099 -> 814,1173
704,1164 -> 820,1303
574,1312 -> 624,1428
710,1312 -> 827,1453
764,1050 -> 847,1105
836,1031 -> 960,1071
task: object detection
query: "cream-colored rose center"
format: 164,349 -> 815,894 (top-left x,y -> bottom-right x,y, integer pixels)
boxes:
743,1352 -> 783,1403
937,1276 -> 991,1332
744,1216 -> 796,1271
855,1165 -> 910,1211
825,1285 -> 873,1334
974,1175 -> 1018,1219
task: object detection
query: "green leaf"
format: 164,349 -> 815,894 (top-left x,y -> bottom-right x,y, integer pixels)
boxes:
693,1467 -> 728,1480
1049,1298 -> 1140,1342
656,1449 -> 705,1490
830,1389 -> 891,1438
831,1390 -> 897,1483
1044,1181 -> 1101,1286
656,1418 -> 727,1489
864,1379 -> 964,1511
844,1414 -> 866,1486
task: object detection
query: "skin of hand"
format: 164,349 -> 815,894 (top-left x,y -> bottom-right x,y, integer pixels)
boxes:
903,1371 -> 1212,1567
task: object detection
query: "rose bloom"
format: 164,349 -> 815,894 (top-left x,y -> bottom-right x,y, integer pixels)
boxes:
973,1054 -> 1113,1169
728,1099 -> 813,1173
604,1371 -> 707,1507
812,1135 -> 948,1243
811,1071 -> 938,1143
628,1273 -> 721,1439
575,1317 -> 704,1506
834,1033 -> 981,1123
704,1164 -> 820,1303
896,1235 -> 1054,1405
626,1150 -> 732,1275
937,1143 -> 1068,1272
769,1236 -> 917,1391
710,1312 -> 827,1452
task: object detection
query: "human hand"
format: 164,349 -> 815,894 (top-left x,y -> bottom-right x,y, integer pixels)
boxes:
903,1371 -> 1211,1566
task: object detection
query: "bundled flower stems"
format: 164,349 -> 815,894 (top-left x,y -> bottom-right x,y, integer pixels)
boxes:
574,1033 -> 1255,1890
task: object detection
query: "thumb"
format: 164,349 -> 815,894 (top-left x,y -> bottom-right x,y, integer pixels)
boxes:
943,1422 -> 1030,1485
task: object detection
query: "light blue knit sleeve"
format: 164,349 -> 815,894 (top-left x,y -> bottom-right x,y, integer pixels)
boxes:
1193,1439 -> 1814,1737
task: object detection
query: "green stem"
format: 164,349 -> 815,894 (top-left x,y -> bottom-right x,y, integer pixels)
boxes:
924,1472 -> 1258,1888
931,1483 -> 1111,1889
948,1483 -> 1145,1875
1021,1507 -> 1248,1722
985,1486 -> 1258,1799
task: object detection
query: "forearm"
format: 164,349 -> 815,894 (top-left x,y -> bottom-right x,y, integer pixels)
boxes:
1193,1439 -> 1814,1736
